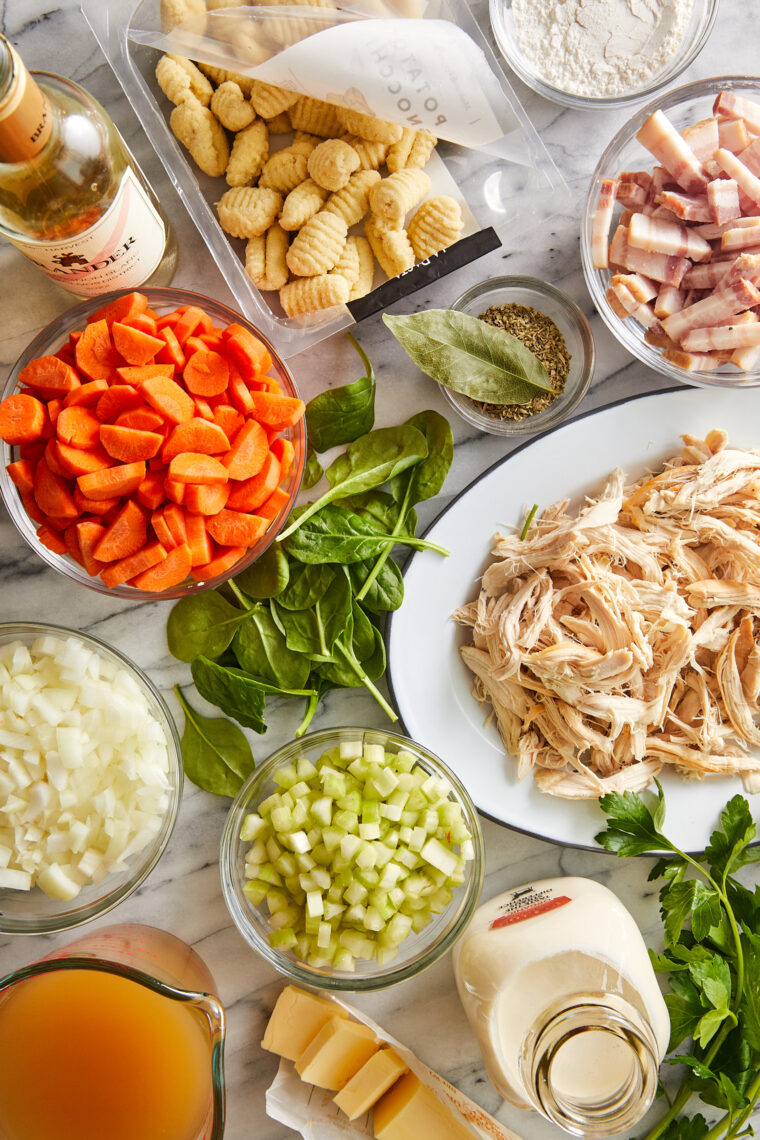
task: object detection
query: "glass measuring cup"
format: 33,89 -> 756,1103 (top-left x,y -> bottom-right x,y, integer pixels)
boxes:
0,924 -> 225,1140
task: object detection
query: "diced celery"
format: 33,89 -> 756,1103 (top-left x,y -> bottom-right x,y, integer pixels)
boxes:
274,851 -> 297,877
396,846 -> 419,870
461,838 -> 475,862
379,861 -> 406,889
311,867 -> 331,890
321,825 -> 346,853
355,842 -> 377,869
345,903 -> 367,924
289,780 -> 310,800
406,788 -> 427,812
337,789 -> 362,813
269,927 -> 297,950
324,900 -> 346,920
257,793 -> 281,818
333,947 -> 355,972
339,833 -> 362,861
376,944 -> 399,967
355,867 -> 379,889
243,879 -> 268,906
292,802 -> 308,828
363,743 -> 386,765
344,880 -> 368,906
270,905 -> 300,930
266,887 -> 289,914
388,886 -> 405,910
266,836 -> 283,862
359,822 -> 380,840
361,800 -> 381,825
420,837 -> 459,876
288,830 -> 311,854
395,750 -> 416,773
385,912 -> 413,944
364,906 -> 385,932
333,809 -> 358,833
245,838 -> 268,866
347,757 -> 371,781
304,913 -> 323,935
256,864 -> 282,886
370,765 -> 399,798
399,825 -> 413,844
296,757 -> 318,781
379,801 -> 403,821
408,826 -> 426,852
311,843 -> 332,866
270,806 -> 293,834
370,841 -> 393,867
273,763 -> 298,789
339,740 -> 363,761
240,813 -> 268,841
295,851 -> 315,871
411,910 -> 433,934
310,796 -> 333,827
306,890 -> 324,918
317,921 -> 332,949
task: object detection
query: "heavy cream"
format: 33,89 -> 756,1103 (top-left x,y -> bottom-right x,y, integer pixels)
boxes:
453,877 -> 670,1136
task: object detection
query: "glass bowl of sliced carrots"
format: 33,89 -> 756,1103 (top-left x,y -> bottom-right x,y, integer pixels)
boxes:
0,287 -> 306,599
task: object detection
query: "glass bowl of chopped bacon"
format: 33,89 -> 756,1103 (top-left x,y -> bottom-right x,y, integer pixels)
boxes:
0,288 -> 306,599
582,77 -> 760,388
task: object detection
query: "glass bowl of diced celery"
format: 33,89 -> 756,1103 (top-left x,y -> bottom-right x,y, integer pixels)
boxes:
219,727 -> 484,991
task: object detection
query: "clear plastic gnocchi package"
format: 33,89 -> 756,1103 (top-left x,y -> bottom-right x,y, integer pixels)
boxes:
82,1 -> 565,356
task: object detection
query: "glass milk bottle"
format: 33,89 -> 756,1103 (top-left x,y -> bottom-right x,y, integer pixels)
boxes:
453,877 -> 670,1137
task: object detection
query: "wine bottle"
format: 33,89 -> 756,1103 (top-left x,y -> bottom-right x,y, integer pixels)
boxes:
0,35 -> 178,296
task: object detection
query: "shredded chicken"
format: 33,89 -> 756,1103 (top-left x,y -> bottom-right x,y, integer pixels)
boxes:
453,432 -> 760,799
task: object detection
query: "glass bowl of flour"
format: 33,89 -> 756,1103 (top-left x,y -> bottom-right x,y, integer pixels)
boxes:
489,0 -> 718,109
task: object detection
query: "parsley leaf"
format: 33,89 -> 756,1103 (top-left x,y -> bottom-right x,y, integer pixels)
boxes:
596,782 -> 676,857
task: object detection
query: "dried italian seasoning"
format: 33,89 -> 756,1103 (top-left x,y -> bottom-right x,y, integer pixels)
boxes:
474,303 -> 570,421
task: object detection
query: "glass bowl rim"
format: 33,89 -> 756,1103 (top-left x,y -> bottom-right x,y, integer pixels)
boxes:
445,275 -> 595,436
219,725 -> 485,992
488,0 -> 720,110
581,75 -> 760,388
0,620 -> 182,936
0,286 -> 306,600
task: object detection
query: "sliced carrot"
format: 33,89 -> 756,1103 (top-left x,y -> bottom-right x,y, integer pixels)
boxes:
164,478 -> 186,505
141,374 -> 194,424
247,391 -> 305,428
101,541 -> 168,589
22,490 -> 47,526
130,542 -> 191,591
156,326 -> 186,370
162,419 -> 230,462
18,355 -> 80,394
18,441 -> 46,464
34,459 -> 78,520
111,321 -> 164,367
183,482 -> 230,515
77,461 -> 146,501
135,470 -> 164,510
115,407 -> 165,432
222,420 -> 268,481
75,319 -> 121,381
213,404 -> 244,441
6,458 -> 35,495
186,334 -> 223,355
270,436 -> 295,481
189,544 -> 246,582
226,452 -> 281,512
258,486 -> 289,523
156,312 -> 181,329
99,424 -> 163,463
46,398 -> 63,427
117,363 -> 174,385
183,349 -> 229,397
222,323 -> 272,383
74,486 -> 120,517
151,507 -> 178,550
55,343 -> 76,367
163,503 -> 187,546
123,313 -> 158,337
199,330 -> 225,347
173,306 -> 208,345
74,520 -> 107,576
87,291 -> 148,327
63,379 -> 109,408
193,396 -> 215,422
44,439 -> 69,477
185,514 -> 212,566
53,440 -> 112,478
206,509 -> 268,548
56,406 -> 101,450
96,385 -> 143,423
63,522 -> 85,566
93,499 -> 147,562
37,524 -> 68,555
0,393 -> 46,444
168,453 -> 229,486
227,369 -> 255,415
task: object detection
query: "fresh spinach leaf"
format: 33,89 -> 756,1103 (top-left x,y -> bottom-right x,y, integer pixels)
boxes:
383,309 -> 551,404
273,568 -> 352,657
174,685 -> 255,797
277,424 -> 428,540
305,333 -> 375,452
302,449 -> 323,491
278,562 -> 336,611
349,556 -> 403,613
234,545 -> 290,600
167,592 -> 251,664
389,409 -> 454,507
284,503 -> 446,565
191,656 -> 268,733
232,605 -> 311,690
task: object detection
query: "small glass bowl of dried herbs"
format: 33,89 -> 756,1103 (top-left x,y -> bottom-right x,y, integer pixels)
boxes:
446,276 -> 594,437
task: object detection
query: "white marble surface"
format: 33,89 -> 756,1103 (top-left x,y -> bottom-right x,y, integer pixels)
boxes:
0,2 -> 757,1139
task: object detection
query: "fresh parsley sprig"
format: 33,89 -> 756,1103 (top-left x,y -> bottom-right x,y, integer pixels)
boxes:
596,784 -> 760,1140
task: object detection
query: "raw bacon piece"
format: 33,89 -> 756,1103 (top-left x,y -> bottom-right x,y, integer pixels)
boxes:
681,262 -> 731,290
714,91 -> 760,134
609,276 -> 660,330
606,287 -> 630,319
715,147 -> 760,204
721,222 -> 760,250
628,213 -> 712,262
681,117 -> 720,163
619,170 -> 654,194
682,323 -> 760,352
613,272 -> 657,302
696,214 -> 760,239
617,181 -> 649,209
663,347 -> 725,370
591,178 -> 618,269
738,137 -> 760,177
662,277 -> 760,343
721,252 -> 760,286
653,285 -> 686,318
636,110 -> 708,195
656,191 -> 712,222
732,342 -> 760,369
718,117 -> 752,153
707,178 -> 740,225
608,224 -> 690,286
645,327 -> 678,350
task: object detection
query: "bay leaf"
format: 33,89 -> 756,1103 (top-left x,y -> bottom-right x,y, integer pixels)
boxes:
383,309 -> 551,405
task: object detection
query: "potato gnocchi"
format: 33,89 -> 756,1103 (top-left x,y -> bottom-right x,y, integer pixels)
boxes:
156,51 -> 462,315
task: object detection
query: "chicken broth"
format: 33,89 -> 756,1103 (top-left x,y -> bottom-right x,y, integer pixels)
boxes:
0,967 -> 213,1140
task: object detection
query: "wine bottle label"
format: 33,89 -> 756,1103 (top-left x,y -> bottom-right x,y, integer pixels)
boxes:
0,42 -> 52,162
6,168 -> 168,295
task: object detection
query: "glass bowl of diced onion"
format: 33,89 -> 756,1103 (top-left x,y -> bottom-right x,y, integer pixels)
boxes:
0,622 -> 181,935
582,77 -> 760,388
220,727 -> 484,991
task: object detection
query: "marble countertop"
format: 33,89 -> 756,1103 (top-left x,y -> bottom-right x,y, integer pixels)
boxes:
0,2 -> 757,1138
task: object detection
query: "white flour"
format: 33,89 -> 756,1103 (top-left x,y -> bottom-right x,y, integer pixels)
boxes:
510,0 -> 695,98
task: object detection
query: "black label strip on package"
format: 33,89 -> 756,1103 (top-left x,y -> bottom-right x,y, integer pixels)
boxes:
347,226 -> 502,323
